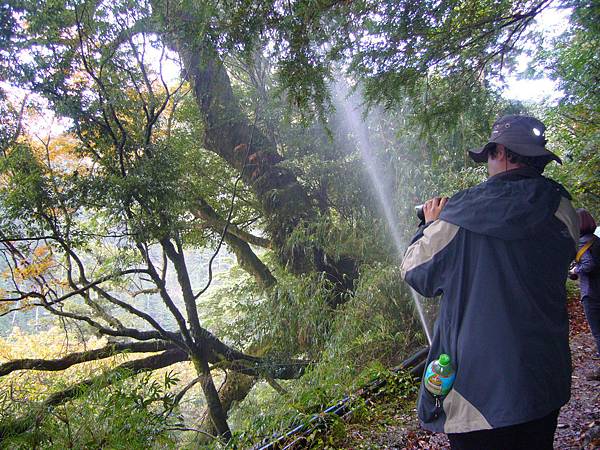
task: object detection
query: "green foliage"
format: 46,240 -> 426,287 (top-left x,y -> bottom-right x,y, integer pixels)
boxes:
327,264 -> 424,367
0,143 -> 50,223
324,370 -> 420,449
1,0 -> 597,446
528,0 -> 600,214
270,0 -> 542,118
301,413 -> 347,449
0,369 -> 179,449
202,264 -> 334,358
372,369 -> 420,401
565,278 -> 580,301
217,262 -> 424,446
0,90 -> 21,153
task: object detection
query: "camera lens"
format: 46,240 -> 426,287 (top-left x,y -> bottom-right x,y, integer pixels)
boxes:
415,204 -> 425,222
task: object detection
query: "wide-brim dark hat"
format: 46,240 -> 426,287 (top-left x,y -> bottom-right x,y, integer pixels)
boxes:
469,115 -> 562,164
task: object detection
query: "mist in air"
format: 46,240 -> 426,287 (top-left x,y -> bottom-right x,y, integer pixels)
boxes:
331,80 -> 436,345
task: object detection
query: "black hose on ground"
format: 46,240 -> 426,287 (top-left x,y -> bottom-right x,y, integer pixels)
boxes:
252,346 -> 430,450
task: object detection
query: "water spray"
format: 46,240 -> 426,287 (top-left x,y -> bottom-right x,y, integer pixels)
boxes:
332,82 -> 434,345
410,290 -> 433,345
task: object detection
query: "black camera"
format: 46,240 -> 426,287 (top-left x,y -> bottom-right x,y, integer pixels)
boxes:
415,204 -> 425,222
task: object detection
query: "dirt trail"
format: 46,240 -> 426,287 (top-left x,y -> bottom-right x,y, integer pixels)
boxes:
337,297 -> 600,449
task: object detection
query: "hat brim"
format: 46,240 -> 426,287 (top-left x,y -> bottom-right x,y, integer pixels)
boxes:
507,142 -> 563,164
468,142 -> 494,163
468,141 -> 562,164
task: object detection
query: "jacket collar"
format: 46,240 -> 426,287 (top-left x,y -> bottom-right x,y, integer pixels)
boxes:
488,166 -> 542,182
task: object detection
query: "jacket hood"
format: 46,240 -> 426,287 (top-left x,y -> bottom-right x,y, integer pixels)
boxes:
440,169 -> 570,241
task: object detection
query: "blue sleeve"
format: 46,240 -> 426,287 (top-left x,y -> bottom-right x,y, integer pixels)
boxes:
575,242 -> 598,274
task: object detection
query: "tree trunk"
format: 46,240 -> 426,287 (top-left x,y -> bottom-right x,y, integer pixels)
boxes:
192,198 -> 276,289
197,370 -> 256,442
191,353 -> 232,441
154,4 -> 358,296
180,39 -> 314,273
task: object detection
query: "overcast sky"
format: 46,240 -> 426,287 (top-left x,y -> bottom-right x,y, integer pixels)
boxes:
501,5 -> 571,103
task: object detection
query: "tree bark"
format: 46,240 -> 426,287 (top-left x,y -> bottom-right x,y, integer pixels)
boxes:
193,198 -> 272,249
224,231 -> 276,289
192,354 -> 232,441
0,342 -> 308,442
197,369 -> 256,443
179,38 -> 314,273
192,198 -> 276,289
0,340 -> 173,376
0,332 -> 309,380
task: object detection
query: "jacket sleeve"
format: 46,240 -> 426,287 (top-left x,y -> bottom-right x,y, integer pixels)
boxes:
574,240 -> 598,274
409,221 -> 433,245
401,219 -> 460,297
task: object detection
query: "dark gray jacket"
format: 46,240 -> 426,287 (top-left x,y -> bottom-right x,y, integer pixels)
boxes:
401,167 -> 578,433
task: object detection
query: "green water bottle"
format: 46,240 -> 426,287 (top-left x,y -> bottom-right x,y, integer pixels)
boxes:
424,353 -> 456,396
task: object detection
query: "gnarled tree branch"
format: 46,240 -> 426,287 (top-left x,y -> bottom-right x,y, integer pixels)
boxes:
193,198 -> 272,249
0,340 -> 173,377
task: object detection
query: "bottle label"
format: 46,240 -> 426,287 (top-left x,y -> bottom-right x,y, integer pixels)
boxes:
424,363 -> 456,396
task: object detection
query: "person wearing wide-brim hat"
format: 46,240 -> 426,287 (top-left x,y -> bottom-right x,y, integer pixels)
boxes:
401,115 -> 578,450
468,114 -> 562,173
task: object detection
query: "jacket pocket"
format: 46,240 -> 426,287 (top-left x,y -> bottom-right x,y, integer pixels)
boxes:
419,384 -> 445,423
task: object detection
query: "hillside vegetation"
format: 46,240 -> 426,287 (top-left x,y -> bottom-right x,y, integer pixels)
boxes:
0,0 -> 598,447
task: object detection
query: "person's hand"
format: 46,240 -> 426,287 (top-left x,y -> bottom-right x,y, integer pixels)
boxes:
423,197 -> 448,223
